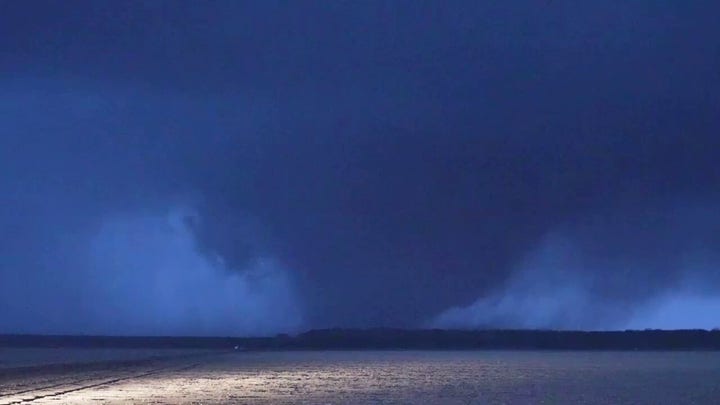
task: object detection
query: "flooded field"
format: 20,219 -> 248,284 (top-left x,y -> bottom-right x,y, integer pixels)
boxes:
2,350 -> 720,404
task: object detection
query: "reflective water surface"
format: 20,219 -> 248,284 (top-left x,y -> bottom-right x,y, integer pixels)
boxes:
2,350 -> 720,404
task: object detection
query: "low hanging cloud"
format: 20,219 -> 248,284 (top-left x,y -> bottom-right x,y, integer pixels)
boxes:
1,207 -> 303,336
431,234 -> 622,330
431,204 -> 720,331
627,294 -> 720,330
627,265 -> 720,330
83,208 -> 303,336
0,81 -> 302,336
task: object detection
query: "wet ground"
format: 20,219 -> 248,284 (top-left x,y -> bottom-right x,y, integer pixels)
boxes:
2,350 -> 720,404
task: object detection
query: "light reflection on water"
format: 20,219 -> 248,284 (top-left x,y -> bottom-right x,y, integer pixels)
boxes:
8,350 -> 720,404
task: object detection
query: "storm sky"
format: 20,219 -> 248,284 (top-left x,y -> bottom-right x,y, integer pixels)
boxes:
2,1 -> 720,335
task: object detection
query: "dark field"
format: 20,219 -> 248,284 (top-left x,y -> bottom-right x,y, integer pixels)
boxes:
2,350 -> 720,404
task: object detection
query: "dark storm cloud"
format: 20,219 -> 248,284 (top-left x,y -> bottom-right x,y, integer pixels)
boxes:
1,1 -> 720,333
0,83 -> 303,335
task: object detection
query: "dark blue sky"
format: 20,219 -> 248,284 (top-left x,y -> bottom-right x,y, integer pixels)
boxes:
2,1 -> 720,335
